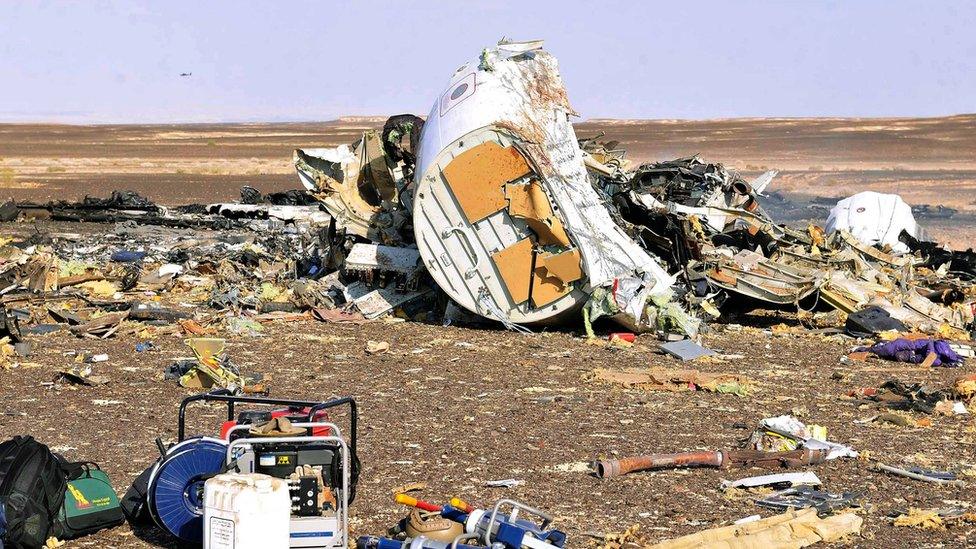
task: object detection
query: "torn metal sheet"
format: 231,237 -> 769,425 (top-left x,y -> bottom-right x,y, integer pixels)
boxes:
754,485 -> 861,515
624,155 -> 768,233
870,291 -> 974,332
835,230 -> 911,267
659,339 -> 715,361
819,272 -> 891,313
505,180 -> 572,247
295,130 -> 405,243
706,250 -> 823,305
343,243 -> 422,276
900,229 -> 976,278
720,472 -> 821,490
69,311 -> 129,339
751,170 -> 778,195
21,190 -> 329,231
352,285 -> 432,320
412,39 -> 672,327
205,204 -> 330,225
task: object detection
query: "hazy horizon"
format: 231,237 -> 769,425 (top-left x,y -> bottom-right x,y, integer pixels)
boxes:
2,1 -> 974,124
4,112 -> 976,128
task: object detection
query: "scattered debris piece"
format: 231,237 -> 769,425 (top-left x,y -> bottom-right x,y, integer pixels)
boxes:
484,478 -> 524,488
856,380 -> 951,414
176,337 -> 259,393
69,311 -> 129,339
608,332 -> 636,345
648,508 -> 862,548
589,367 -> 752,396
389,482 -> 426,496
754,485 -> 861,514
748,415 -> 857,460
593,448 -> 827,478
134,341 -> 156,352
875,463 -> 966,487
720,472 -> 822,490
365,340 -> 390,355
893,508 -> 945,530
585,524 -> 646,549
658,339 -> 716,361
55,364 -> 109,386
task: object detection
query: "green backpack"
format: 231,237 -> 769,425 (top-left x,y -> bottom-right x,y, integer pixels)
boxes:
51,463 -> 124,540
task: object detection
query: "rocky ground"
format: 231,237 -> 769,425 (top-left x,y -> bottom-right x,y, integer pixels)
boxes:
3,117 -> 975,547
2,310 -> 975,548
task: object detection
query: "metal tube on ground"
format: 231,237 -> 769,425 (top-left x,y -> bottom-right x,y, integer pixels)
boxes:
875,463 -> 967,487
593,451 -> 725,478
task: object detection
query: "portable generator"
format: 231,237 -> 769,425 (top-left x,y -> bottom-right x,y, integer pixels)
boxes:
145,390 -> 359,547
225,422 -> 352,548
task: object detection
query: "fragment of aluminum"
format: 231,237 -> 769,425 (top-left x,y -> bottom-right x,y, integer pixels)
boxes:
344,243 -> 422,276
412,39 -> 671,326
773,247 -> 857,273
351,284 -> 432,320
894,289 -> 973,329
294,130 -> 402,241
751,170 -> 778,195
706,250 -> 823,305
629,192 -> 778,236
206,203 -> 330,225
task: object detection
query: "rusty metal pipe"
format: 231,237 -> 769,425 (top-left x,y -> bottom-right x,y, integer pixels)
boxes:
593,448 -> 828,479
725,448 -> 828,469
593,451 -> 725,479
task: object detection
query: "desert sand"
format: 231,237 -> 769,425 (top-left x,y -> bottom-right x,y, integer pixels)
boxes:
3,115 -> 974,247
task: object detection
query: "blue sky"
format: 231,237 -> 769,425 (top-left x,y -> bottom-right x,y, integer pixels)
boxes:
1,1 -> 973,123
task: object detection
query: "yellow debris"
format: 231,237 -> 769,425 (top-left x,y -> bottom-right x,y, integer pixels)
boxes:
78,279 -> 118,297
894,508 -> 944,530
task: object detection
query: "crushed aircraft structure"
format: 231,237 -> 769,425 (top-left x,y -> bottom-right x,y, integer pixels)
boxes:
298,40 -> 684,334
411,40 -> 676,330
2,38 -> 974,343
287,40 -> 975,340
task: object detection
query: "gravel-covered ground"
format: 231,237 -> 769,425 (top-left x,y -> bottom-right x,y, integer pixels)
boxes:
3,118 -> 975,547
3,313 -> 975,548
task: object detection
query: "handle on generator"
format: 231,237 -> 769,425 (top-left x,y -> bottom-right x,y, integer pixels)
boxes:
177,390 -> 358,461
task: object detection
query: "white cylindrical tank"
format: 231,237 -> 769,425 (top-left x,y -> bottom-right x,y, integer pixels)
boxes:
204,472 -> 290,549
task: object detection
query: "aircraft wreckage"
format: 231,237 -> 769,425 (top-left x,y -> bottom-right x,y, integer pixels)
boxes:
294,39 -> 976,339
297,40 -> 690,333
4,39 -> 974,342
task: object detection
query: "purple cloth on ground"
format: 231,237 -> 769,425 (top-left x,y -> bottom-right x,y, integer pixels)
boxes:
862,338 -> 963,367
